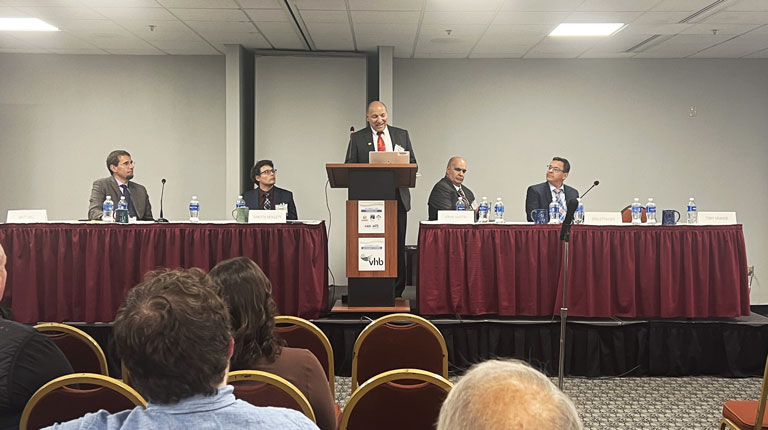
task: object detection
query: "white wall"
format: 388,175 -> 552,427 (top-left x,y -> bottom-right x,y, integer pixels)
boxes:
393,58 -> 768,304
0,53 -> 226,221
253,55 -> 366,287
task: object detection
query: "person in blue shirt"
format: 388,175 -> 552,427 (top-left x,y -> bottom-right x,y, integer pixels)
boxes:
46,268 -> 318,430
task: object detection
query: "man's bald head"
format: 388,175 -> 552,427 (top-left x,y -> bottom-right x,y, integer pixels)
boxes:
0,244 -> 7,299
366,101 -> 389,133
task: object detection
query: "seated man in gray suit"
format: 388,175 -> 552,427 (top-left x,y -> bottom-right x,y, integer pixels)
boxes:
525,156 -> 579,222
88,150 -> 153,221
243,160 -> 298,221
428,157 -> 476,221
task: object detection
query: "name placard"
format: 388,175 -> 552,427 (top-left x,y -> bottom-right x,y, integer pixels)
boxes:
358,237 -> 386,271
6,210 -> 48,223
584,212 -> 622,225
697,211 -> 737,225
437,210 -> 475,224
248,210 -> 286,224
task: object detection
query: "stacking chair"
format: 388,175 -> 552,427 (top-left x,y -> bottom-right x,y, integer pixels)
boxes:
274,315 -> 335,396
351,313 -> 448,391
19,373 -> 146,430
340,369 -> 452,430
34,322 -> 109,376
228,370 -> 316,424
620,205 -> 647,223
721,354 -> 768,430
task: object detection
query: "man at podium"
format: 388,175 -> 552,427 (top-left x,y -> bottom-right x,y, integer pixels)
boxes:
345,101 -> 416,297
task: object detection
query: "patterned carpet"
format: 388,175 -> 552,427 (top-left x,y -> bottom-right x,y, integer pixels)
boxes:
334,374 -> 762,429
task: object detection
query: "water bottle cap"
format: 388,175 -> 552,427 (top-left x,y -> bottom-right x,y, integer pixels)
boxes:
689,197 -> 694,200
192,195 -> 198,199
482,196 -> 487,200
648,198 -> 653,201
497,197 -> 501,201
238,195 -> 243,198
634,198 -> 639,201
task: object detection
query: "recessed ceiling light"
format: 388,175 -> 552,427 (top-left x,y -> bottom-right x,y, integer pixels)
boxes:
550,23 -> 624,37
0,18 -> 59,32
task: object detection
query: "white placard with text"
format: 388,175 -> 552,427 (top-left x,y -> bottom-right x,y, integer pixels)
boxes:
358,237 -> 386,271
584,212 -> 623,225
697,212 -> 737,225
248,210 -> 286,224
6,210 -> 48,223
437,210 -> 475,224
358,200 -> 385,234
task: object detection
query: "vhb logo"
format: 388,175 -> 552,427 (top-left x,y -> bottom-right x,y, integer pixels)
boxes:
360,255 -> 384,266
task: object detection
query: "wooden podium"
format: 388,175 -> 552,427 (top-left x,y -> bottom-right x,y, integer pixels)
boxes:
326,163 -> 418,307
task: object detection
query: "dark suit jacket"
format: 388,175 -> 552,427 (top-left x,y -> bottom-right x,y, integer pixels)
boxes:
243,186 -> 298,220
525,181 -> 579,222
88,176 -> 153,221
344,125 -> 417,212
428,176 -> 476,221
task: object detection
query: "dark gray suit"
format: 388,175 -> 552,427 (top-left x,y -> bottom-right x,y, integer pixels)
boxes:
525,181 -> 579,222
345,125 -> 416,296
88,176 -> 153,221
243,186 -> 298,221
428,176 -> 475,221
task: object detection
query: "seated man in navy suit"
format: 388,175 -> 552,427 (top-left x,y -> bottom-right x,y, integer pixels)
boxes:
243,160 -> 298,221
525,157 -> 579,222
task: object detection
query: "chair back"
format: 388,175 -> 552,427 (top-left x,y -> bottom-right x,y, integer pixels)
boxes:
352,313 -> 448,391
34,323 -> 109,375
756,355 -> 768,430
274,315 -> 335,396
340,369 -> 452,430
227,370 -> 316,423
621,205 -> 647,223
19,373 -> 146,430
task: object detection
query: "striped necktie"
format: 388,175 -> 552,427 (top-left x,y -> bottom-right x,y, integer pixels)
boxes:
554,188 -> 566,221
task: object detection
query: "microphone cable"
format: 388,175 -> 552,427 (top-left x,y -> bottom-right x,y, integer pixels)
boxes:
325,178 -> 337,310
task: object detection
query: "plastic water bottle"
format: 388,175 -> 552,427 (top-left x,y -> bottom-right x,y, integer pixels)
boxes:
478,197 -> 490,223
115,196 -> 129,224
189,196 -> 200,223
455,196 -> 466,211
573,198 -> 584,224
101,195 -> 114,222
646,198 -> 657,225
686,197 -> 697,224
493,198 -> 504,223
548,197 -> 560,224
631,197 -> 642,224
235,195 -> 248,223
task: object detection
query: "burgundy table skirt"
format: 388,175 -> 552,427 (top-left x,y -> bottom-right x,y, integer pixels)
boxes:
0,222 -> 328,323
417,223 -> 750,318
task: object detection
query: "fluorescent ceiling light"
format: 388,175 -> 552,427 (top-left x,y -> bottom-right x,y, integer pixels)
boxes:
550,23 -> 624,37
0,18 -> 60,31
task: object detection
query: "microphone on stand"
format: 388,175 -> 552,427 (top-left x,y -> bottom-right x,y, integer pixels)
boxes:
156,178 -> 169,223
559,198 -> 579,242
581,180 -> 600,199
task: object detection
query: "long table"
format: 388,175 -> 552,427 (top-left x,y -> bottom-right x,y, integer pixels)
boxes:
417,223 -> 750,318
0,222 -> 328,323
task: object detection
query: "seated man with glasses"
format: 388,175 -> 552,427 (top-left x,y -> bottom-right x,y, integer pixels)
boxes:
525,156 -> 579,222
88,149 -> 154,221
428,156 -> 476,221
243,160 -> 298,220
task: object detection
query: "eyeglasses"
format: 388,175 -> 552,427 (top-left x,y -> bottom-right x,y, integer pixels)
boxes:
453,167 -> 467,174
259,169 -> 277,176
120,161 -> 135,167
546,165 -> 564,173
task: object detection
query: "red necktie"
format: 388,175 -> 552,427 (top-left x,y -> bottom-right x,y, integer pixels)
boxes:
377,132 -> 385,152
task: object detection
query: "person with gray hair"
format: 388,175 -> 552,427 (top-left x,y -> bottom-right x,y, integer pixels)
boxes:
437,359 -> 583,430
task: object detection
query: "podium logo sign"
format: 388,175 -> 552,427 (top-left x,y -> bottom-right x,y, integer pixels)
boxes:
358,200 -> 385,234
358,237 -> 386,271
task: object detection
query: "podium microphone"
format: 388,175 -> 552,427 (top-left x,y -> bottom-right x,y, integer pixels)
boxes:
560,198 -> 579,242
581,180 -> 600,199
156,178 -> 169,223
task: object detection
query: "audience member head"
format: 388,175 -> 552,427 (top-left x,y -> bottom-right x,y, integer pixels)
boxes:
445,157 -> 467,186
106,149 -> 134,181
546,156 -> 570,188
114,268 -> 232,404
437,359 -> 583,430
0,243 -> 6,298
208,257 -> 282,370
366,101 -> 388,133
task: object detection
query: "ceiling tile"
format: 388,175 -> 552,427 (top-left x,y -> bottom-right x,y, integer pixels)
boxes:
185,20 -> 255,32
149,38 -> 211,49
0,6 -> 29,17
256,21 -> 305,49
524,51 -> 580,58
14,6 -> 103,20
493,11 -> 569,25
355,22 -> 418,38
691,44 -> 763,57
414,51 -> 468,58
49,47 -> 108,53
723,0 -> 768,12
117,19 -> 199,40
426,0 -> 503,12
564,11 -> 644,22
482,24 -> 551,43
0,47 -> 51,53
744,47 -> 768,57
501,0 -> 583,12
633,10 -> 695,24
243,8 -> 290,21
103,47 -> 165,54
11,31 -> 96,49
419,23 -> 487,38
293,0 -> 346,10
651,0 -> 724,12
305,22 -> 353,50
423,11 -> 495,25
79,33 -> 157,49
350,10 -> 420,24
3,0 -> 86,6
622,23 -> 690,34
0,33 -> 33,48
163,46 -> 220,54
169,8 -> 249,21
579,51 -> 636,57
681,23 -> 758,34
576,0 -> 662,12
158,0 -> 238,8
299,10 -> 348,23
53,19 -> 128,33
701,11 -> 768,24
80,0 -> 161,6
237,0 -> 281,8
201,30 -> 270,48
469,51 -> 525,58
348,0 -> 424,11
472,39 -> 532,53
94,7 -> 177,21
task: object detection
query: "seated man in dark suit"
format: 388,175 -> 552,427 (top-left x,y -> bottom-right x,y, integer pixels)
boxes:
243,160 -> 298,221
525,157 -> 579,222
428,157 -> 476,221
88,150 -> 153,221
0,244 -> 74,429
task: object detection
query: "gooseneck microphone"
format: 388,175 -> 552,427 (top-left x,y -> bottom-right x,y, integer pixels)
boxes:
581,180 -> 600,199
560,198 -> 579,242
156,178 -> 169,223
